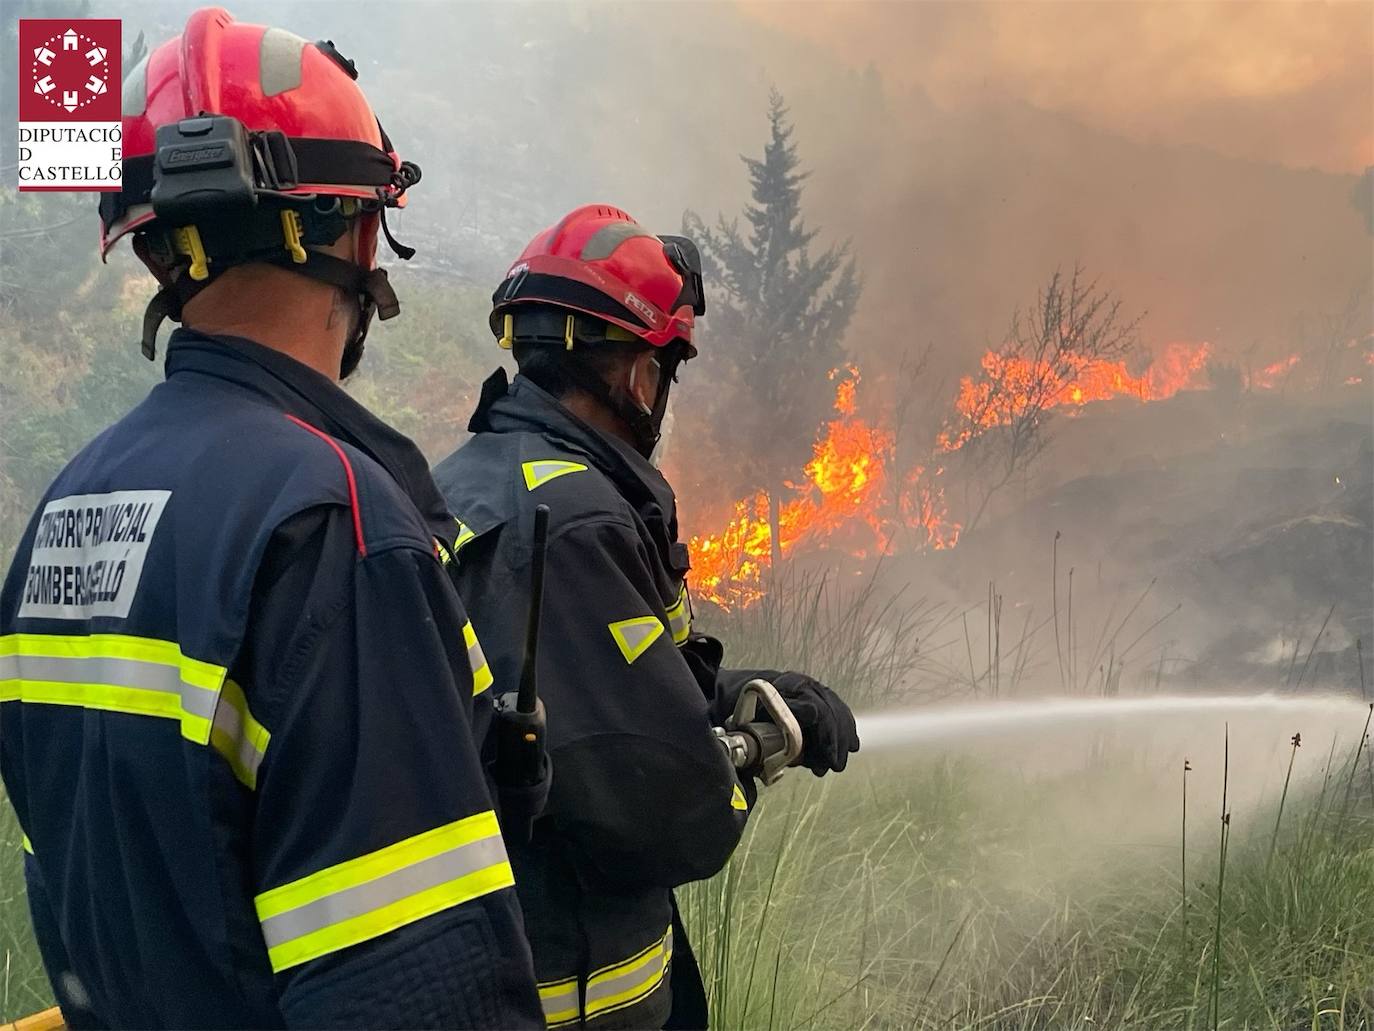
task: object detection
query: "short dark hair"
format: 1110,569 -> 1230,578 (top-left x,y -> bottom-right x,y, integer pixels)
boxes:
513,337 -> 645,400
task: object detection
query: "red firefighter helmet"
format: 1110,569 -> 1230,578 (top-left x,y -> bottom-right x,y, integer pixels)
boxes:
99,6 -> 416,258
99,7 -> 421,361
490,205 -> 706,356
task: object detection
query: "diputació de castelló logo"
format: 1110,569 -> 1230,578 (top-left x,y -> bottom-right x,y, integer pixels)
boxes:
17,18 -> 122,191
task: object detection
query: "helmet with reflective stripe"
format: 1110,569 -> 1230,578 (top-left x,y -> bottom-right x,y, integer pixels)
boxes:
101,7 -> 415,256
99,7 -> 421,364
490,205 -> 706,357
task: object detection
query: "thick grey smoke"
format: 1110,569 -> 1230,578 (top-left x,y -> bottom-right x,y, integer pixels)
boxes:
117,1 -> 1370,367
14,1 -> 1373,692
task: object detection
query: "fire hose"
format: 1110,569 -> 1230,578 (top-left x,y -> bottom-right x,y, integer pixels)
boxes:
711,678 -> 805,785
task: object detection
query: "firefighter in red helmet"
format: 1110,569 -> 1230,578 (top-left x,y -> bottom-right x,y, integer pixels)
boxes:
432,205 -> 861,1028
1,8 -> 542,1026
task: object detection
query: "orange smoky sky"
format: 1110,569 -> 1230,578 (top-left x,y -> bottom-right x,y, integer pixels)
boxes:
738,1 -> 1374,174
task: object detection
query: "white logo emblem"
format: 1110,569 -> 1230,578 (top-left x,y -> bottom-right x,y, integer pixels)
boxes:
18,490 -> 171,620
30,26 -> 110,113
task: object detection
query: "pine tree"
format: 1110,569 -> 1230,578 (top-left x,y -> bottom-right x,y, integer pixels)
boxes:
683,89 -> 860,571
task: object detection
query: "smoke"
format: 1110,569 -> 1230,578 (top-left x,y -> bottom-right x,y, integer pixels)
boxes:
105,1 -> 1371,367
10,1 -> 1371,678
739,0 -> 1374,176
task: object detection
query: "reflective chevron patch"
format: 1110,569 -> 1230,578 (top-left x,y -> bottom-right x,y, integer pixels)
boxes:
608,616 -> 664,665
522,460 -> 588,491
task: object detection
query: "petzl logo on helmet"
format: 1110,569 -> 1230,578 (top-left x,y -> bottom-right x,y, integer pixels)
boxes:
624,291 -> 660,327
17,19 -> 122,192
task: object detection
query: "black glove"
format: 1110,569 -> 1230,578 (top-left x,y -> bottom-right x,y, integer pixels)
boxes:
771,672 -> 860,777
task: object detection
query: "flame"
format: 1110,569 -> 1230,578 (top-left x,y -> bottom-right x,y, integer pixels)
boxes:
688,369 -> 958,609
685,336 -> 1358,611
938,341 -> 1213,451
1250,353 -> 1300,390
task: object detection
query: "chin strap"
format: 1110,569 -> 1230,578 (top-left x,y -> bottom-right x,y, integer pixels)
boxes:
140,250 -> 401,360
523,345 -> 682,459
141,288 -> 184,360
137,194 -> 415,360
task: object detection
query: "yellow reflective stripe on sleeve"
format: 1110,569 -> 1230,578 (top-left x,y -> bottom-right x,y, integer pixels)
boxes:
0,636 -> 16,700
537,977 -> 580,1027
0,633 -> 225,744
453,518 -> 476,552
209,678 -> 271,789
434,537 -> 453,566
254,810 -> 514,972
608,616 -> 664,665
21,833 -> 34,855
462,621 -> 493,696
522,460 -> 587,491
731,783 -> 748,811
665,585 -> 691,645
584,924 -> 674,1020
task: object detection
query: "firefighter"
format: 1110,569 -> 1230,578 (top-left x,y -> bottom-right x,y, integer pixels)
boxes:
431,205 -> 862,1029
0,9 -> 542,1027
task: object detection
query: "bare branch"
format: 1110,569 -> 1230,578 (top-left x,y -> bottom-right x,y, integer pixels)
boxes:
940,264 -> 1144,533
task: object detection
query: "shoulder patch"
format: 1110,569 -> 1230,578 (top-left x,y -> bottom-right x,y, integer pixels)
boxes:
522,459 -> 588,492
608,615 -> 665,665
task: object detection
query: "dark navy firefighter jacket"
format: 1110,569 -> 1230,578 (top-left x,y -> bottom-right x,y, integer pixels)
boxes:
432,372 -> 761,1030
0,332 -> 543,1028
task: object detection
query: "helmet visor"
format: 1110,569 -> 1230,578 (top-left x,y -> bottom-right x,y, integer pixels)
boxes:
658,235 -> 707,317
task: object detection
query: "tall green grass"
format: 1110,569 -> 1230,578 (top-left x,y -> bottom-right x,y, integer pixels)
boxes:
679,745 -> 1374,1030
682,576 -> 1374,1031
0,787 -> 48,1022
714,567 -> 961,709
2,573 -> 1371,1027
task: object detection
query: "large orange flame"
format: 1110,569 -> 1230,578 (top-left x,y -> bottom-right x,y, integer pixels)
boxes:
938,341 -> 1214,451
687,368 -> 959,609
685,337 -> 1360,611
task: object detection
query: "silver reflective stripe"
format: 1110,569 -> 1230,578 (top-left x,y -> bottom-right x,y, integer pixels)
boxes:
538,979 -> 580,1026
259,28 -> 307,97
121,54 -> 148,117
666,587 -> 691,645
0,653 -> 18,683
14,653 -> 218,722
579,221 -> 658,262
584,926 -> 674,1017
211,688 -> 268,786
467,637 -> 488,680
259,833 -> 508,950
667,609 -> 689,641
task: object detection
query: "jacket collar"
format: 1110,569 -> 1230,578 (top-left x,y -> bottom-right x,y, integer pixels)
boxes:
471,369 -> 682,546
164,329 -> 451,528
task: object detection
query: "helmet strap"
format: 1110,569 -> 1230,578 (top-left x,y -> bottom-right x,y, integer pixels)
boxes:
138,245 -> 401,374
377,202 -> 415,260
551,343 -> 683,459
